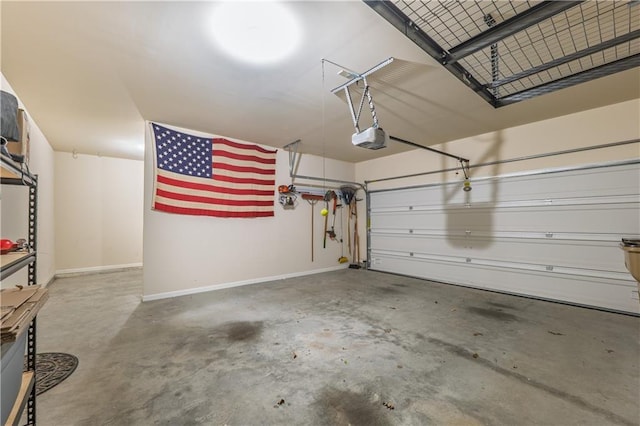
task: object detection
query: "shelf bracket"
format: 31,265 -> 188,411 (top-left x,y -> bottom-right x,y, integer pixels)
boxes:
282,139 -> 366,191
283,139 -> 301,179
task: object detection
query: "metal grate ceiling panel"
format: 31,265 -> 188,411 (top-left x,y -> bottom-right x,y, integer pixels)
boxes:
398,1 -> 543,50
365,0 -> 640,107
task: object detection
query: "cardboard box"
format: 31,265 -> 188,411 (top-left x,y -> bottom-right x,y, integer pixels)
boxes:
1,286 -> 48,343
6,109 -> 30,164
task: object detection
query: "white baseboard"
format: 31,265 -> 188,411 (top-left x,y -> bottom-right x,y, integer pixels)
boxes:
55,263 -> 143,278
142,264 -> 349,302
42,274 -> 56,288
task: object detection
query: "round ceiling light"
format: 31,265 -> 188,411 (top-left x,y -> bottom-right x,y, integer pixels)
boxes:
208,1 -> 301,65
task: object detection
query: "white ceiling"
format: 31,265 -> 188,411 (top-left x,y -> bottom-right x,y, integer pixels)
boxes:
2,1 -> 638,163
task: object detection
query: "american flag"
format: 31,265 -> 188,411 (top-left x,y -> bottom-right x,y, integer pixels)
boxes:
151,123 -> 277,218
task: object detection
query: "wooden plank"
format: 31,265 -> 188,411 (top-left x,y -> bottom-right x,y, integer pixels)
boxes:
0,289 -> 48,343
1,287 -> 39,309
0,290 -> 48,335
0,252 -> 33,270
18,286 -> 44,302
0,154 -> 34,185
0,253 -> 35,281
3,371 -> 35,426
0,154 -> 22,180
0,306 -> 31,332
0,307 -> 15,321
0,165 -> 19,180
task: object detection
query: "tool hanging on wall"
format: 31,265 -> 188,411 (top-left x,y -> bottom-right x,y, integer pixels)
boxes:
340,186 -> 357,257
327,193 -> 339,241
323,190 -> 339,248
322,190 -> 333,248
352,197 -> 360,267
348,201 -> 353,260
278,184 -> 298,209
301,193 -> 324,262
338,198 -> 348,264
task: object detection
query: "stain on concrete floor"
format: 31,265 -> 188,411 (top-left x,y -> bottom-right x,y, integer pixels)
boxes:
313,387 -> 392,426
218,320 -> 264,342
466,306 -> 521,322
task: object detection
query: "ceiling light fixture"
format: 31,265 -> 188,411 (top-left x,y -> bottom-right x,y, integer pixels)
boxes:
208,1 -> 301,65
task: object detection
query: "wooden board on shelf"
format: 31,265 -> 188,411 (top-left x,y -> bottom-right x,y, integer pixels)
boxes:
0,165 -> 20,180
0,287 -> 48,343
3,371 -> 34,426
0,252 -> 34,270
0,154 -> 22,180
0,286 -> 38,321
0,153 -> 33,184
0,286 -> 38,309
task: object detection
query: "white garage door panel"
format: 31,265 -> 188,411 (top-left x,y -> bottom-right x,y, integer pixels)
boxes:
371,165 -> 640,209
368,162 -> 640,314
370,254 -> 638,313
371,203 -> 638,234
370,234 -> 627,273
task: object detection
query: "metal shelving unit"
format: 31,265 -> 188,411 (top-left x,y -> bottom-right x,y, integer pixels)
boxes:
365,0 -> 640,106
1,153 -> 39,426
0,253 -> 36,282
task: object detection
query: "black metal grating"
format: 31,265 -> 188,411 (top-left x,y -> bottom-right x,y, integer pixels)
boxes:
367,0 -> 640,106
400,1 -> 543,50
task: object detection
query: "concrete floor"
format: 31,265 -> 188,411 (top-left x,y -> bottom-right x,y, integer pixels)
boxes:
34,269 -> 639,425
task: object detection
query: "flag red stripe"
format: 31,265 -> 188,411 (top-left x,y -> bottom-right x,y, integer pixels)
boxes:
212,149 -> 277,165
213,138 -> 277,154
154,202 -> 274,218
157,175 -> 274,196
156,189 -> 274,207
213,162 -> 276,175
212,175 -> 275,186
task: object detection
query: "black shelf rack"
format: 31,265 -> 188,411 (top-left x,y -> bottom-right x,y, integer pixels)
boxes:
1,153 -> 39,426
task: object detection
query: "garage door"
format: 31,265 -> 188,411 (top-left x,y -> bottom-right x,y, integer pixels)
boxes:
368,161 -> 640,315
